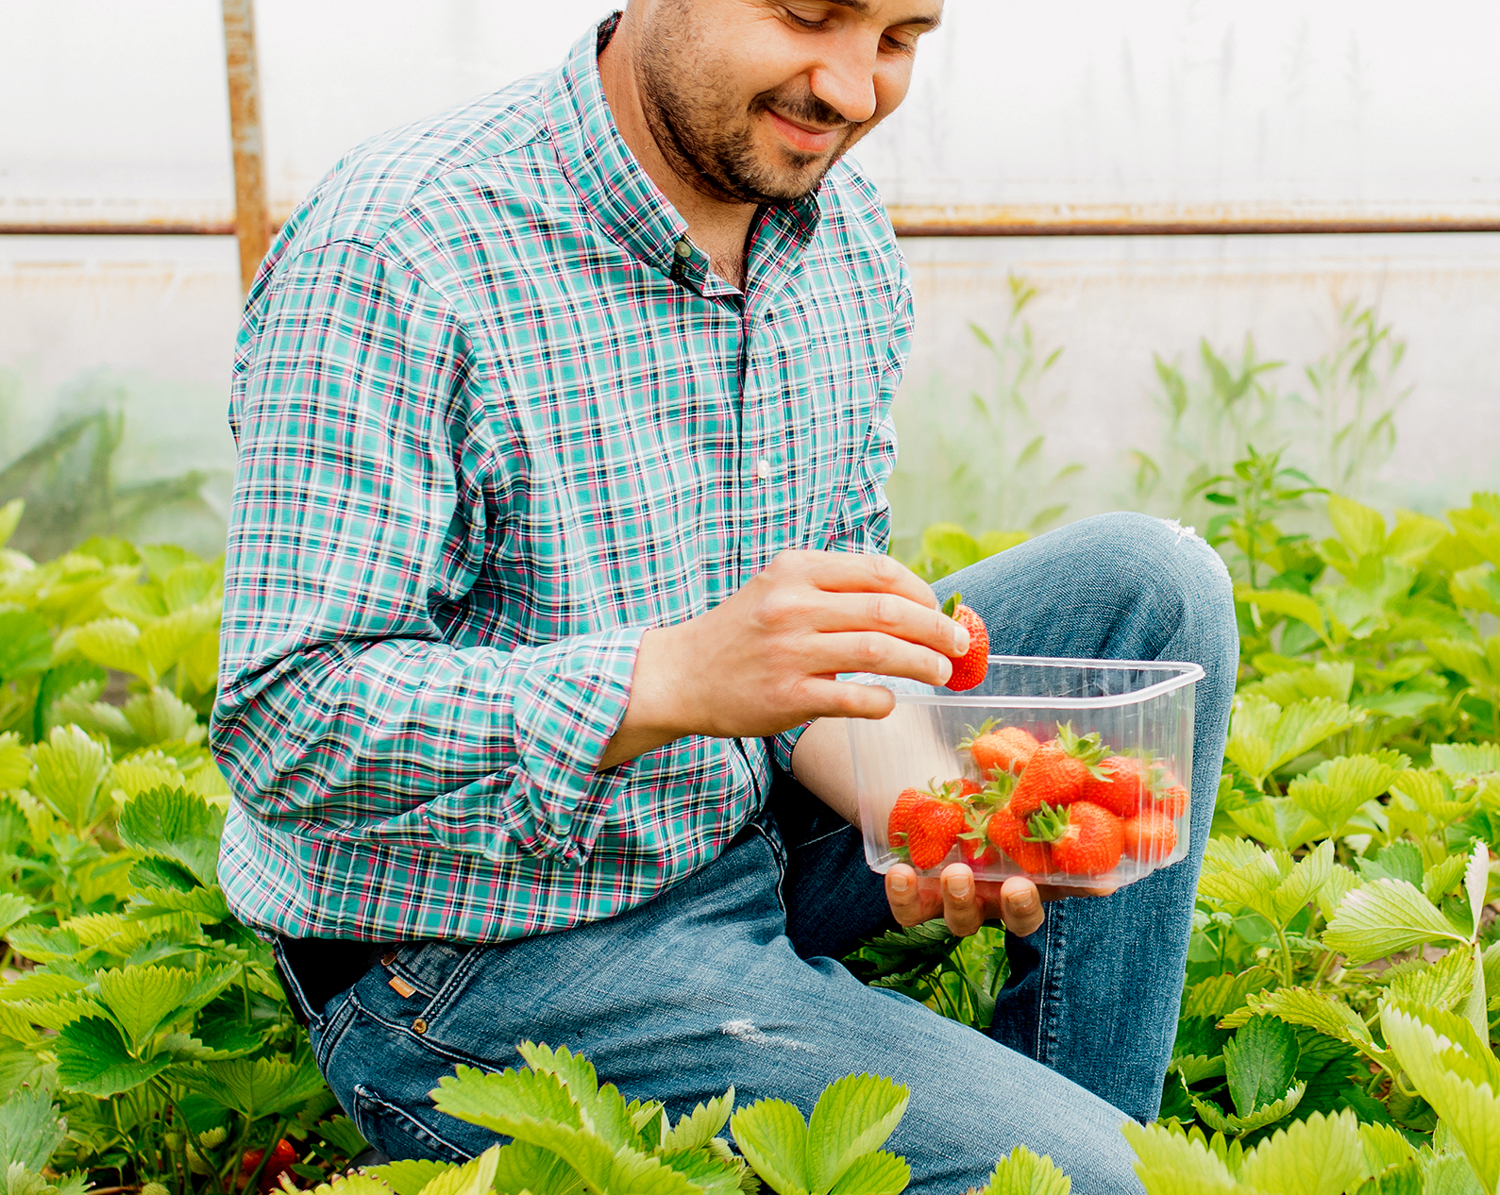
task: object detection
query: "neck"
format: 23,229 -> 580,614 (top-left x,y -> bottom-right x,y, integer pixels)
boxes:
597,13 -> 757,288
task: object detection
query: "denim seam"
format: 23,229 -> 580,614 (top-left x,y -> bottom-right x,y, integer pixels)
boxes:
410,944 -> 495,1026
351,1083 -> 472,1163
743,819 -> 788,915
312,990 -> 359,1073
1037,905 -> 1067,1068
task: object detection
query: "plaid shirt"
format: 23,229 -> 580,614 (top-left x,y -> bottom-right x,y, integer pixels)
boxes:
211,16 -> 912,943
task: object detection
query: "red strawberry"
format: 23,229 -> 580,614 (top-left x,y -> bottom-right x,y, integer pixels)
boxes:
887,786 -> 925,848
1151,783 -> 1190,818
241,1139 -> 298,1193
960,720 -> 1040,777
986,806 -> 1052,874
905,796 -> 967,870
1080,755 -> 1149,818
1026,801 -> 1124,876
957,794 -> 1004,869
941,592 -> 989,692
1122,808 -> 1178,861
1008,723 -> 1110,821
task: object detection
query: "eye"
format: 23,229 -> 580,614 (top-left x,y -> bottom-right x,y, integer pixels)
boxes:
782,5 -> 830,30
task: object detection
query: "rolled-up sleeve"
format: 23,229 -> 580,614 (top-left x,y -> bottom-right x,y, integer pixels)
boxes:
211,238 -> 640,866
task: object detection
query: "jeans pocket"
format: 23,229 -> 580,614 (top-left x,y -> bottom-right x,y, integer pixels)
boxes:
350,1083 -> 472,1163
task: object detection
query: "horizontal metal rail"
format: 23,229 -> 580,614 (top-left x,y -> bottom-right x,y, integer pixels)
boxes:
4,204 -> 1500,238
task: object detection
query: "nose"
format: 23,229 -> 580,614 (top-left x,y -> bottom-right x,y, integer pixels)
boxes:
806,31 -> 879,125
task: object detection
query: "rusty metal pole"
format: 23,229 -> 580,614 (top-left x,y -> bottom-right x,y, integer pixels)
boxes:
222,0 -> 270,295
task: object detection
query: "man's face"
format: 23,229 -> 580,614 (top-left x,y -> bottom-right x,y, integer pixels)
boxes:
632,0 -> 943,205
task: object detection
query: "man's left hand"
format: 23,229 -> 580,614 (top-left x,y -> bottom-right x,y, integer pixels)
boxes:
884,863 -> 1114,938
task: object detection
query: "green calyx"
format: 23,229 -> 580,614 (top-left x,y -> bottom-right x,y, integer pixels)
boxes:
942,591 -> 964,618
980,772 -> 1017,803
1056,721 -> 1111,778
957,716 -> 1000,751
1023,801 -> 1071,843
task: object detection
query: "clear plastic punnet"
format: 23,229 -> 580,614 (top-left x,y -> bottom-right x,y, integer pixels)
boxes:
848,655 -> 1204,890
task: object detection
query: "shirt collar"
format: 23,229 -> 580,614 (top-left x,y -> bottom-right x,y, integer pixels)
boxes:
544,14 -> 822,295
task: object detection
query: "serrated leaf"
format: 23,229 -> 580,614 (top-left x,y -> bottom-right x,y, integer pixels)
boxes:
1234,586 -> 1328,640
0,737 -> 29,792
806,1073 -> 908,1194
368,1160 -> 454,1195
1226,798 -> 1320,851
1358,841 -> 1425,888
1329,495 -> 1387,560
1317,865 -> 1363,923
1465,844 -> 1490,936
96,964 -> 197,1048
662,1089 -> 736,1153
1192,1080 -> 1305,1136
1184,967 -> 1278,1020
1431,745 -> 1500,786
1119,1121 -> 1236,1192
71,617 -> 152,681
122,687 -> 205,748
1359,1121 -> 1416,1174
1271,840 -> 1335,924
732,1099 -> 810,1195
1237,1109 -> 1364,1195
1226,696 -> 1365,790
0,893 -> 30,937
1170,1054 -> 1227,1083
1323,879 -> 1470,964
1288,751 -> 1409,837
0,1087 -> 69,1174
295,1177 -> 394,1195
1381,999 -> 1500,1194
820,1150 -> 908,1195
413,1146 -> 499,1195
490,1142 -> 584,1195
55,1016 -> 172,1097
432,1065 -> 582,1136
0,611 -> 51,683
1425,854 -> 1472,906
130,883 -> 231,921
1241,661 -> 1354,705
179,1055 -> 327,1118
514,1042 -> 632,1150
1249,988 -> 1379,1059
117,785 -> 223,886
1224,1016 -> 1299,1118
29,725 -> 110,831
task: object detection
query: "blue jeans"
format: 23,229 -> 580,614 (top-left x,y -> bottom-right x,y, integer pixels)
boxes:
277,513 -> 1237,1194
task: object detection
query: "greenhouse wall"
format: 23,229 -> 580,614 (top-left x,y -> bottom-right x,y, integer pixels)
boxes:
2,0 -> 1497,557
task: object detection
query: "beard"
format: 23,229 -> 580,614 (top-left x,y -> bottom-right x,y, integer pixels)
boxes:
633,4 -> 860,205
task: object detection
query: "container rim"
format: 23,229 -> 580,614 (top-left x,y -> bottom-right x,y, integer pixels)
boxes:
874,654 -> 1206,710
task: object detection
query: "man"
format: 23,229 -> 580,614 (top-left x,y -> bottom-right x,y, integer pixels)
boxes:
212,1 -> 1237,1190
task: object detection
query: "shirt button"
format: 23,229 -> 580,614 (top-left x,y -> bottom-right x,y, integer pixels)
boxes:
674,238 -> 693,258
755,458 -> 772,481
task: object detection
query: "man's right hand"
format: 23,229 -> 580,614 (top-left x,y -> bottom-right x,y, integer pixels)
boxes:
598,550 -> 968,769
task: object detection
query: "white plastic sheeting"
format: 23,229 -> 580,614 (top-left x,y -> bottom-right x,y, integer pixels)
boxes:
2,0 -> 1497,553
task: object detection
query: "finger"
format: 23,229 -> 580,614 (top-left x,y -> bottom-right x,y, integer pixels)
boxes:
805,630 -> 954,688
803,591 -> 970,658
941,864 -> 984,937
1035,883 -> 1117,903
999,876 -> 1045,937
795,550 -> 938,608
885,865 -> 941,927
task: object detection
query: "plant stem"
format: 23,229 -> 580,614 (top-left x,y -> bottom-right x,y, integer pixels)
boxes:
1275,924 -> 1295,987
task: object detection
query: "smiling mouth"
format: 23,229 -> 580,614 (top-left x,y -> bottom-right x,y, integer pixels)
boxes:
763,108 -> 847,155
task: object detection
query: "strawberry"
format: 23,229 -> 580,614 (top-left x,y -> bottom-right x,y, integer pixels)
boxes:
905,795 -> 967,870
1080,754 -> 1149,818
1025,800 -> 1124,877
1122,808 -> 1179,861
986,806 -> 1052,874
957,787 -> 1005,869
887,786 -> 925,848
1008,723 -> 1110,821
241,1139 -> 298,1193
941,592 -> 989,692
959,719 -> 1040,777
1150,782 -> 1190,818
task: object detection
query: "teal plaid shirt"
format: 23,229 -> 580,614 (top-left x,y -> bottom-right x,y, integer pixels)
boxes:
211,16 -> 913,942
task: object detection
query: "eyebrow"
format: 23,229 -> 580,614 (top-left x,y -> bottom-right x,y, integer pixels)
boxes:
821,0 -> 944,30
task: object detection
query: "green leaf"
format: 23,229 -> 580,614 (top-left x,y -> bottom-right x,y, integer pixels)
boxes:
0,499 -> 22,550
1236,1109 -> 1365,1195
731,1099 -> 810,1195
820,1150 -> 908,1195
1234,585 -> 1328,640
117,785 -> 224,886
70,617 -> 153,681
1223,1016 -> 1299,1118
1119,1121 -> 1236,1192
1323,879 -> 1470,964
432,1065 -> 583,1136
1225,797 -> 1320,851
662,1089 -> 736,1154
1381,999 -> 1500,1195
368,1161 -> 455,1195
657,1149 -> 744,1195
1329,494 -> 1387,560
1432,744 -> 1500,785
55,1016 -> 173,1097
490,1141 -> 587,1195
1425,854 -> 1472,906
1225,696 -> 1365,790
1192,1081 -> 1305,1136
28,725 -> 110,831
122,686 -> 205,747
1247,987 -> 1380,1060
1241,660 -> 1354,705
95,964 -> 198,1048
0,611 -> 51,683
0,893 -> 31,937
805,1073 -> 908,1194
1170,1054 -> 1227,1084
1357,841 -> 1425,888
513,1042 -> 633,1151
180,1055 -> 327,1118
1182,966 -> 1277,1020
0,1087 -> 69,1173
413,1146 -> 499,1195
1451,565 -> 1500,618
0,736 -> 29,792
1288,751 -> 1409,837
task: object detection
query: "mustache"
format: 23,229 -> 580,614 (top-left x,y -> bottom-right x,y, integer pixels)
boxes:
750,88 -> 854,132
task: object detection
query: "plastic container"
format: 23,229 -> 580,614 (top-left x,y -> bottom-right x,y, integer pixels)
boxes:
848,655 -> 1203,890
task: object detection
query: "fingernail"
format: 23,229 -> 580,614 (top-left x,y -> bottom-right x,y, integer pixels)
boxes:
1011,892 -> 1036,913
949,875 -> 971,899
938,658 -> 952,683
954,628 -> 970,654
891,873 -> 909,894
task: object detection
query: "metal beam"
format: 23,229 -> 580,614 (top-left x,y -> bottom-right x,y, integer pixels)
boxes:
221,0 -> 269,293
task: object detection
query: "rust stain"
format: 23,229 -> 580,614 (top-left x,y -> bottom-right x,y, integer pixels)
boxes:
221,0 -> 269,292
